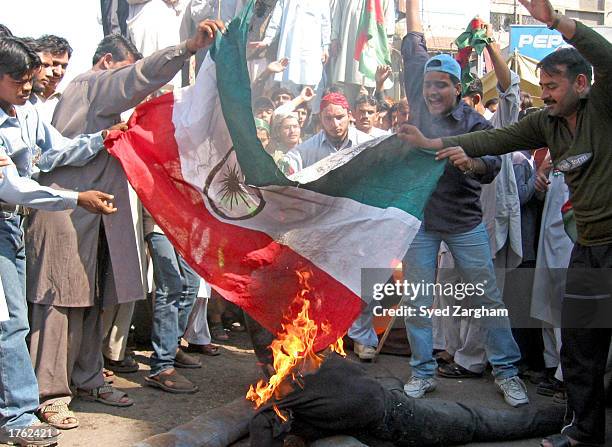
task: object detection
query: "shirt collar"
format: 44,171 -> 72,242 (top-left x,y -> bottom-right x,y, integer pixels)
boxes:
431,101 -> 467,123
0,106 -> 14,127
29,94 -> 42,105
0,103 -> 33,127
46,91 -> 61,101
321,127 -> 357,150
450,101 -> 468,121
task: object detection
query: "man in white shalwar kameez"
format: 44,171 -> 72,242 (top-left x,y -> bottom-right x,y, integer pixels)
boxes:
127,0 -> 189,89
253,0 -> 331,89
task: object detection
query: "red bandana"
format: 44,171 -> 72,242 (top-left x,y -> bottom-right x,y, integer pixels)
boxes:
319,93 -> 350,113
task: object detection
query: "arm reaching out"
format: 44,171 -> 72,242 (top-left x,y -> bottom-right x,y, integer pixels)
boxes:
517,0 -> 575,39
483,23 -> 511,92
77,190 -> 118,215
397,124 -> 442,150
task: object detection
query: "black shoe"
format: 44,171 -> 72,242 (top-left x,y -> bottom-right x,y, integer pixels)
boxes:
536,377 -> 565,397
437,362 -> 483,379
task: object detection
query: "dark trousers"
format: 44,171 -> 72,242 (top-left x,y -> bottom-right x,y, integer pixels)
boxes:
560,242 -> 612,444
368,390 -> 565,446
100,0 -> 128,37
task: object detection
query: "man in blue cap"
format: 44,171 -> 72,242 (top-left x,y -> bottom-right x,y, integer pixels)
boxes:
398,0 -> 527,407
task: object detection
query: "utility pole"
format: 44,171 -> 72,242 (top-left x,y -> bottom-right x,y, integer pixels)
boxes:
513,0 -> 519,24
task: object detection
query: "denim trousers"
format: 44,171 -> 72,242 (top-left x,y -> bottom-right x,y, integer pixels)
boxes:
147,233 -> 199,376
348,300 -> 379,348
403,223 -> 520,379
0,216 -> 39,431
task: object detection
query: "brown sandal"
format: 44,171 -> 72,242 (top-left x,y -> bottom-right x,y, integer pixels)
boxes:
39,402 -> 79,430
77,385 -> 134,407
210,323 -> 229,341
104,355 -> 139,373
144,369 -> 199,394
185,343 -> 221,356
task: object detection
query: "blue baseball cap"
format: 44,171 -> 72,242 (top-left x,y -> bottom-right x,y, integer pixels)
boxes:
424,54 -> 461,81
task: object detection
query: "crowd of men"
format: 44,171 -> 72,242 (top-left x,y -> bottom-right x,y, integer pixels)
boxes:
0,0 -> 610,446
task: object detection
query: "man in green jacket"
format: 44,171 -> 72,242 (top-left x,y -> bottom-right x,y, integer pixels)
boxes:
398,1 -> 611,445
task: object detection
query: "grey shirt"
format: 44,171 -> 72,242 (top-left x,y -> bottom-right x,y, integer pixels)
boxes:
26,42 -> 190,307
0,102 -> 104,211
512,151 -> 539,262
52,42 -> 191,134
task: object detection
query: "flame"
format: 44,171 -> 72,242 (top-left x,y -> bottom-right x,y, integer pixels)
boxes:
246,269 -> 345,420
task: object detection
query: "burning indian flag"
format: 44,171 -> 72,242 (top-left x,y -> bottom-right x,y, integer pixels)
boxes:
105,0 -> 445,351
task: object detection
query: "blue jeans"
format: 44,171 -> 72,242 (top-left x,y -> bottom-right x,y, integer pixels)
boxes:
147,233 -> 199,376
403,223 -> 520,379
348,301 -> 378,348
0,216 -> 39,432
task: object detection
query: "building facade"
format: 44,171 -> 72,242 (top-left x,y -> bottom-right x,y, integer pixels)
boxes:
491,0 -> 611,30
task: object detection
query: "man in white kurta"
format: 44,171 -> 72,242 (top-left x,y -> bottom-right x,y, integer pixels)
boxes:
257,0 -> 331,88
127,0 -> 189,89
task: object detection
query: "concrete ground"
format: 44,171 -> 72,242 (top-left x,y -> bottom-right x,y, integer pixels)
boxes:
4,332 -> 610,447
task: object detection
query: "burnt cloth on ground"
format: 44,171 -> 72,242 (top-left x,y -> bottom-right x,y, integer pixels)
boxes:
249,355 -> 564,446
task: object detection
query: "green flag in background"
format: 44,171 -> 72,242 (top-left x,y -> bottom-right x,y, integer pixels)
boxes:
354,0 -> 391,81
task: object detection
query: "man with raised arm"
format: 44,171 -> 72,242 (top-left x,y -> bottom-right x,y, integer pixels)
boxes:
397,0 -> 527,408
25,20 -> 224,430
399,1 -> 612,444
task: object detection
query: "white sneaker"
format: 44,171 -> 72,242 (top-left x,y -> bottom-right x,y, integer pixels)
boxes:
495,375 -> 529,407
403,376 -> 437,398
354,342 -> 376,360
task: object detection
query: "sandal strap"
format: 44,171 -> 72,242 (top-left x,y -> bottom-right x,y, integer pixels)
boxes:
93,385 -> 114,397
156,371 -> 195,390
41,403 -> 76,423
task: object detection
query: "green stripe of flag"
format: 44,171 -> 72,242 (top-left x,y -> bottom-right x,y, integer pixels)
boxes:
211,1 -> 445,220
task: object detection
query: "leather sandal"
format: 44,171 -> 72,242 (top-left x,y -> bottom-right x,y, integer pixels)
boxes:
77,385 -> 134,407
104,355 -> 139,373
39,402 -> 79,430
210,323 -> 229,341
434,350 -> 453,366
437,362 -> 483,378
184,343 -> 221,356
144,369 -> 199,394
174,349 -> 202,368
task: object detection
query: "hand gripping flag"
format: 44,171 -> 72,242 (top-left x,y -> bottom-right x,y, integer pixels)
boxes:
105,1 -> 445,350
454,17 -> 493,95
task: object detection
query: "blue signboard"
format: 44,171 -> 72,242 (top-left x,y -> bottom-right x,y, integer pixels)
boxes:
510,25 -> 564,60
